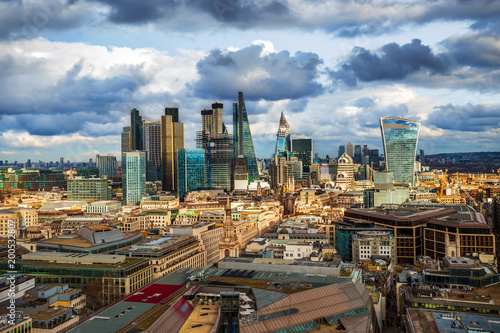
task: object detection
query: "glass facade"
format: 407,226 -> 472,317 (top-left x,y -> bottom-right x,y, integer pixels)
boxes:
122,151 -> 146,205
275,112 -> 291,156
380,116 -> 420,185
233,92 -> 259,182
291,138 -> 313,172
177,148 -> 205,198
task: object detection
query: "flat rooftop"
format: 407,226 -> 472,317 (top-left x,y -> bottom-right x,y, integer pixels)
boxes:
407,308 -> 500,333
22,252 -> 126,265
120,235 -> 192,253
221,257 -> 342,268
68,302 -> 156,333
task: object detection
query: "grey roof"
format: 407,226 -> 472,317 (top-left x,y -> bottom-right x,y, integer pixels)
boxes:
252,288 -> 288,310
68,302 -> 155,333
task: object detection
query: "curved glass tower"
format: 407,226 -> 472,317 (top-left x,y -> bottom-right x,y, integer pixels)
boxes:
380,116 -> 420,185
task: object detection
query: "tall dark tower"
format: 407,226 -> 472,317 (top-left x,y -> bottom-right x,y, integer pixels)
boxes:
165,107 -> 179,122
233,92 -> 259,183
130,108 -> 143,151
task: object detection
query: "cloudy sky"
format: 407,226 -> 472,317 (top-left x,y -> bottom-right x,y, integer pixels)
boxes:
1,0 -> 500,162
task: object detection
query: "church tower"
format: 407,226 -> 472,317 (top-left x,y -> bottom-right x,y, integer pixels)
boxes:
219,197 -> 240,258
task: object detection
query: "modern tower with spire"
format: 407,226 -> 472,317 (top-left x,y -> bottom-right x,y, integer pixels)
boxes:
275,112 -> 291,156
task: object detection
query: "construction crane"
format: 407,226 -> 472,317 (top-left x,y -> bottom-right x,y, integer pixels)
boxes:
370,162 -> 374,187
437,169 -> 448,203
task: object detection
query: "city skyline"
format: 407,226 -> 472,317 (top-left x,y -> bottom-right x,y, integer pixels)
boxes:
1,1 -> 500,162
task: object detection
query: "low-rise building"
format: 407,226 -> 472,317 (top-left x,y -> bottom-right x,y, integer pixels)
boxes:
424,256 -> 499,289
352,231 -> 395,262
115,235 -> 205,279
85,200 -> 121,214
16,252 -> 153,304
166,222 -> 224,266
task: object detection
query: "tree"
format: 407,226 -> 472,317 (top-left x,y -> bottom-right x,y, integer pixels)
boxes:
83,278 -> 105,311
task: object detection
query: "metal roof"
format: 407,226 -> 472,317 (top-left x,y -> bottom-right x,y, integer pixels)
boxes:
240,280 -> 371,333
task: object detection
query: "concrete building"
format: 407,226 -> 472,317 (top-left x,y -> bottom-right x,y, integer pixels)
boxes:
35,225 -> 144,254
85,200 -> 121,213
96,154 -> 117,177
346,203 -> 495,264
423,256 -> 499,289
68,176 -> 113,203
115,235 -> 205,279
335,153 -> 354,191
352,231 -> 395,262
166,222 -> 224,266
18,252 -> 153,304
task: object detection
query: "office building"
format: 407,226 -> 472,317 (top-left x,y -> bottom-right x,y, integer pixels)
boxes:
96,154 -> 117,177
130,108 -> 143,151
291,138 -> 313,172
233,155 -> 249,191
369,149 -> 380,168
423,256 -> 499,288
363,171 -> 409,207
233,92 -> 259,182
121,126 -> 132,152
275,112 -> 291,156
122,151 -> 146,206
142,121 -> 162,181
177,148 -> 205,198
0,170 -> 66,191
201,102 -> 224,137
197,103 -> 234,191
346,142 -> 353,157
335,153 -> 354,191
354,144 -> 362,163
352,231 -> 395,262
380,116 -> 420,185
346,203 -> 495,265
161,108 -> 184,192
338,145 -> 345,158
67,177 -> 112,203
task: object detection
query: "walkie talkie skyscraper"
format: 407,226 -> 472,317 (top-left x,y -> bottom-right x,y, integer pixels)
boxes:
380,116 -> 420,185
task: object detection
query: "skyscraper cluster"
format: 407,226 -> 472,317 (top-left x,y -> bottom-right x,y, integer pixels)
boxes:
270,112 -> 314,191
121,92 -> 262,202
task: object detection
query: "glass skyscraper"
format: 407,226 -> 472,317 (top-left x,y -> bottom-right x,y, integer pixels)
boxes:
233,92 -> 259,182
380,116 -> 420,185
291,138 -> 313,172
275,112 -> 290,156
122,151 -> 146,206
177,148 -> 205,198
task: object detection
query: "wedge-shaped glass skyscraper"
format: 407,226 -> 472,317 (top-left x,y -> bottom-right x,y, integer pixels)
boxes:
233,92 -> 259,182
380,116 -> 420,185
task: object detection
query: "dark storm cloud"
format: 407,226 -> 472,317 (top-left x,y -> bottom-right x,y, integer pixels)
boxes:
427,103 -> 500,132
191,44 -> 323,101
441,34 -> 500,68
330,39 -> 453,86
0,0 -> 95,40
4,0 -> 500,40
0,59 -> 147,136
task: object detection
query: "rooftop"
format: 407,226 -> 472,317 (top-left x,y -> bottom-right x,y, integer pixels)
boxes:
407,309 -> 500,333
